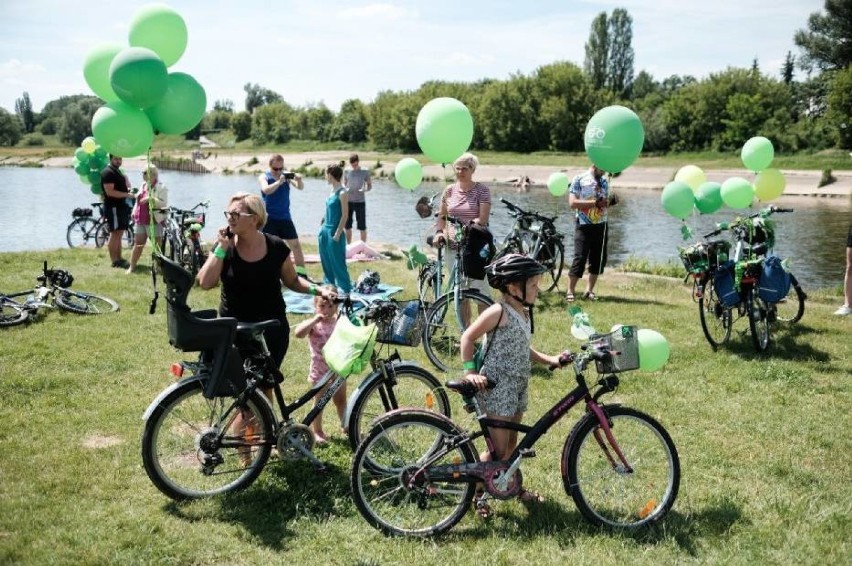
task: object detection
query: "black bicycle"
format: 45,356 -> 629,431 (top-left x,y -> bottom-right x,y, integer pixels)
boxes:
141,254 -> 450,500
158,201 -> 209,277
351,324 -> 680,536
0,261 -> 119,326
495,198 -> 565,292
66,202 -> 134,249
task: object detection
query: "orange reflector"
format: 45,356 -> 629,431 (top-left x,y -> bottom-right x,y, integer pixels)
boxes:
638,499 -> 657,519
170,363 -> 184,378
452,456 -> 461,478
425,392 -> 434,410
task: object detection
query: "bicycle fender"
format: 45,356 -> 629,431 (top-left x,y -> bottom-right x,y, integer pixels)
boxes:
342,361 -> 428,425
141,374 -> 207,421
372,407 -> 461,433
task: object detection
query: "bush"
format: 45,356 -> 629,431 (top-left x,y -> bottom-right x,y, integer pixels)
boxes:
818,168 -> 836,187
21,133 -> 45,146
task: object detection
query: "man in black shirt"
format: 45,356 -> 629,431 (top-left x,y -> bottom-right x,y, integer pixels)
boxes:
100,154 -> 135,268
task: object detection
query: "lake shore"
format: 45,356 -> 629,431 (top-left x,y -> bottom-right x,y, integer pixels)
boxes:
4,149 -> 851,201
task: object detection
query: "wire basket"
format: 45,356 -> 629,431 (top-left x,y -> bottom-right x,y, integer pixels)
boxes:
375,300 -> 424,347
679,240 -> 731,274
588,325 -> 640,374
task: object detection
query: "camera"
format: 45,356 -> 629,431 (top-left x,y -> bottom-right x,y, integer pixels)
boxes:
283,172 -> 296,180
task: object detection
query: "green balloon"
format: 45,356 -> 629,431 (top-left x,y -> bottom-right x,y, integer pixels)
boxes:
78,173 -> 91,185
741,136 -> 774,172
415,97 -> 474,164
93,146 -> 107,160
753,168 -> 786,201
92,101 -> 154,157
128,4 -> 188,67
394,158 -> 423,190
109,47 -> 168,109
145,72 -> 206,134
74,148 -> 90,165
661,181 -> 694,219
638,329 -> 670,371
90,183 -> 103,196
547,172 -> 569,197
74,160 -> 89,176
584,105 -> 644,173
87,169 -> 101,185
83,43 -> 122,102
694,181 -> 723,214
720,177 -> 755,209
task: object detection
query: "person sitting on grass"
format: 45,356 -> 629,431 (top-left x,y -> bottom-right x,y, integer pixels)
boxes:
459,253 -> 565,518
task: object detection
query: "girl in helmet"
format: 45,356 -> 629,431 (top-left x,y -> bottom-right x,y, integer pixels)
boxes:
459,253 -> 564,510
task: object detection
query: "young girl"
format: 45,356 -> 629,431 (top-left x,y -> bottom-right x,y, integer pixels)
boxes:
317,164 -> 352,296
127,165 -> 168,274
293,286 -> 346,444
459,254 -> 563,513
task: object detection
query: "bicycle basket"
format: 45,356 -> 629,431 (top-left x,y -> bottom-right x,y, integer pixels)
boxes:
678,244 -> 710,274
375,300 -> 424,347
72,207 -> 93,218
588,325 -> 640,374
182,214 -> 205,227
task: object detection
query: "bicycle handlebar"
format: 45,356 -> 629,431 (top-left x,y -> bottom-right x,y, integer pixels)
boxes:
703,205 -> 794,239
500,197 -> 556,223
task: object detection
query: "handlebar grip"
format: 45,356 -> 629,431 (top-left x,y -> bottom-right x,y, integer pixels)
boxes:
548,350 -> 574,371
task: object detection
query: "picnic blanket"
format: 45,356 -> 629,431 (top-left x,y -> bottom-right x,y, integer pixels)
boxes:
283,283 -> 403,315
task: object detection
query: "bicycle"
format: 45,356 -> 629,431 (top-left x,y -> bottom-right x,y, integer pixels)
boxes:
66,202 -> 134,249
158,201 -> 209,277
684,205 -> 806,351
141,254 -> 450,500
350,324 -> 680,536
0,261 -> 119,326
494,198 -> 565,292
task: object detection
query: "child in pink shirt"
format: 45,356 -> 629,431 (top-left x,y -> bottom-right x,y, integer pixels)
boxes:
293,286 -> 346,444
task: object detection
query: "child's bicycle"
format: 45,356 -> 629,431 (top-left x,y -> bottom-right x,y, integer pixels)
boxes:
350,325 -> 680,537
141,254 -> 450,500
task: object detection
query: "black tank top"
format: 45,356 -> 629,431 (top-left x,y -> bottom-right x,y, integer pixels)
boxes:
219,233 -> 290,323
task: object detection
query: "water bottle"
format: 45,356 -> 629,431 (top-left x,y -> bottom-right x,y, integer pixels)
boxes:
392,302 -> 418,343
479,244 -> 490,259
569,305 -> 596,340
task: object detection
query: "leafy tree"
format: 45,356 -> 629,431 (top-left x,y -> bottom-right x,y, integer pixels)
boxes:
213,99 -> 234,113
583,12 -> 609,90
251,102 -> 294,144
0,107 -> 22,146
631,70 -> 658,100
329,99 -> 369,143
607,8 -> 634,96
204,110 -> 232,131
367,90 -> 420,151
244,83 -> 283,113
289,103 -> 334,141
534,61 -> 596,151
58,105 -> 90,146
826,65 -> 852,148
782,51 -> 796,84
478,76 -> 543,152
794,0 -> 852,72
231,111 -> 252,141
14,92 -> 35,133
38,118 -> 58,136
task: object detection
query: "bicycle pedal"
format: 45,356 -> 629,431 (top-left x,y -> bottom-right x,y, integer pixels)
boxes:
519,448 -> 536,458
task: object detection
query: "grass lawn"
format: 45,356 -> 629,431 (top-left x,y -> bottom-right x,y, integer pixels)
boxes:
0,247 -> 849,565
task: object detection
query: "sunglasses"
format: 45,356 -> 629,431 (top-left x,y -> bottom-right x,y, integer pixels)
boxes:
271,167 -> 284,172
223,211 -> 255,221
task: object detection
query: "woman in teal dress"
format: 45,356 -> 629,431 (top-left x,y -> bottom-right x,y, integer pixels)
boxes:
318,163 -> 352,295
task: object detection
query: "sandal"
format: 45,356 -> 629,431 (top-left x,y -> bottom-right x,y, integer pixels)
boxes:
565,292 -> 575,302
517,489 -> 545,504
473,490 -> 492,519
583,291 -> 598,301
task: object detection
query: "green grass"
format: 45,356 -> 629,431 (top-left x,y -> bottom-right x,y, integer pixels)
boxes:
1,248 -> 850,564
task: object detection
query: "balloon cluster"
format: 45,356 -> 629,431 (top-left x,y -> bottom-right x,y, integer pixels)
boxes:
73,136 -> 110,195
82,4 -> 206,158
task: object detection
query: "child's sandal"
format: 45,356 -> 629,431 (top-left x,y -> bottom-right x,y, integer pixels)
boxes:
517,489 -> 545,504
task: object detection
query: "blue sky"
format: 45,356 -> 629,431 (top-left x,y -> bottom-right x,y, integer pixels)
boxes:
0,0 -> 824,113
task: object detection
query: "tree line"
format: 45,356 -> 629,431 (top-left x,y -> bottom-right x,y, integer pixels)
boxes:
2,1 -> 849,153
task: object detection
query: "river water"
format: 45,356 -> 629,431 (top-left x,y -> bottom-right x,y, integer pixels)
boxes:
0,166 -> 848,289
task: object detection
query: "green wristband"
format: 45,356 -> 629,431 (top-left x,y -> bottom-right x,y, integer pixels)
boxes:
309,284 -> 318,296
462,360 -> 477,370
212,245 -> 227,260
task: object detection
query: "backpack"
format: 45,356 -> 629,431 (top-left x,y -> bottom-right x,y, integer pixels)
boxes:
758,255 -> 791,303
713,261 -> 740,307
461,223 -> 495,280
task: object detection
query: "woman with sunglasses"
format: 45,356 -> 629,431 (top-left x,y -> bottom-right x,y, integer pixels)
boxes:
198,192 -> 336,370
258,154 -> 307,278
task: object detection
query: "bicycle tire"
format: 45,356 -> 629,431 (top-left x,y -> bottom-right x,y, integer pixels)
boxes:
95,222 -> 134,249
0,300 -> 29,327
142,378 -> 275,500
350,409 -> 477,537
179,242 -> 200,277
746,287 -> 771,351
347,363 -> 451,452
55,290 -> 119,314
422,289 -> 494,373
774,273 -> 805,324
66,218 -> 99,248
162,234 -> 180,263
417,261 -> 440,304
562,406 -> 680,529
534,238 -> 564,293
698,278 -> 732,349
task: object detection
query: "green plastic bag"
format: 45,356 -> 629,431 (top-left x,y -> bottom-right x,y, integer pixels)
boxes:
322,316 -> 377,377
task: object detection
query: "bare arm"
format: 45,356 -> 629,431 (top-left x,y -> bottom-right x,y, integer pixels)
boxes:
334,193 -> 348,240
530,347 -> 560,368
197,226 -> 231,289
291,174 -> 304,190
476,200 -> 491,226
460,304 -> 505,389
293,315 -> 323,338
103,182 -> 133,200
434,186 -> 451,242
259,173 -> 287,196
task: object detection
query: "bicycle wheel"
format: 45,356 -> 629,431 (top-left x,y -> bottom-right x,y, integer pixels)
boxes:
95,223 -> 134,249
55,290 -> 119,314
422,289 -> 493,373
0,300 -> 29,327
746,288 -> 771,352
774,274 -> 805,323
418,261 -> 440,304
351,410 -> 477,537
141,379 -> 275,500
347,363 -> 452,452
66,218 -> 99,248
562,406 -> 680,529
698,278 -> 732,349
179,242 -> 201,276
534,238 -> 564,293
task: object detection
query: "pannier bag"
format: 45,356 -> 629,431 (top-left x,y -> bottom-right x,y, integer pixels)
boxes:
713,261 -> 740,307
461,222 -> 495,280
758,255 -> 792,303
72,207 -> 93,218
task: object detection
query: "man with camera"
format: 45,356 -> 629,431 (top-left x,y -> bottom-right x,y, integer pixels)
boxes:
258,153 -> 306,276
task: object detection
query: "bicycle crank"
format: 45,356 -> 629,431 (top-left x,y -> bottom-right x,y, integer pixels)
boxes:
276,423 -> 320,463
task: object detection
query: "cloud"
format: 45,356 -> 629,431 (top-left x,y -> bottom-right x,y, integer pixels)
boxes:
0,59 -> 45,78
337,3 -> 417,21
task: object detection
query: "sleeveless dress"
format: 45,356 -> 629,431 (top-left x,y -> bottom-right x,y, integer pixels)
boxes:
478,305 -> 532,416
317,187 -> 352,293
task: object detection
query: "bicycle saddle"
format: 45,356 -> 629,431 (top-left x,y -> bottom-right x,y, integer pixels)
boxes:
236,319 -> 281,339
446,378 -> 496,397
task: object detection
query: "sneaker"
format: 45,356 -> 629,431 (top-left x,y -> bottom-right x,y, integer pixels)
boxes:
833,305 -> 852,316
112,259 -> 129,268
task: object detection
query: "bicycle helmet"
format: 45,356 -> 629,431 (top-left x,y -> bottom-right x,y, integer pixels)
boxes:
355,270 -> 381,294
486,254 -> 548,332
48,269 -> 74,288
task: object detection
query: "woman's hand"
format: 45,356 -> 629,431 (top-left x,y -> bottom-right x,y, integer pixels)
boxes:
320,287 -> 338,303
464,373 -> 489,391
215,226 -> 232,249
333,229 -> 343,241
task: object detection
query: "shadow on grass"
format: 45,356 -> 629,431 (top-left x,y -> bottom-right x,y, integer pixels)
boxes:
535,292 -> 671,313
724,322 -> 831,363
